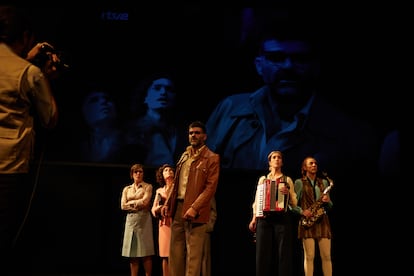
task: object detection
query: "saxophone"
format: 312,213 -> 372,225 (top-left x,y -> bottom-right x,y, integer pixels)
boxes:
300,173 -> 334,228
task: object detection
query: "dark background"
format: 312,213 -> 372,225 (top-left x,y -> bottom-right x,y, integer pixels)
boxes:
14,4 -> 402,276
27,4 -> 400,163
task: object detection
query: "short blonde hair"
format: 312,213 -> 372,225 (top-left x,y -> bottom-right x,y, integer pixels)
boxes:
129,163 -> 144,179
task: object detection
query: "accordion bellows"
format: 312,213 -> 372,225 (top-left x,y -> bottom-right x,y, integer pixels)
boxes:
256,178 -> 289,217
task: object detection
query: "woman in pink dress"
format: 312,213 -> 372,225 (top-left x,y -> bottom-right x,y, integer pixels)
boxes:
151,164 -> 174,276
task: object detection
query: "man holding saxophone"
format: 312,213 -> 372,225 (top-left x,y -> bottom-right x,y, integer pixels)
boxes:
293,156 -> 333,276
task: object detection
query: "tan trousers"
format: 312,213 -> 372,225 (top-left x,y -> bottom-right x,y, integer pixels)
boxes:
169,201 -> 207,276
201,233 -> 211,276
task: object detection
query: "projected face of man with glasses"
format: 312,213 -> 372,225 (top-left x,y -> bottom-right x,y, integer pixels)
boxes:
255,38 -> 316,100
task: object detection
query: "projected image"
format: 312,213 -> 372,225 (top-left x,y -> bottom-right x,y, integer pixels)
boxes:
204,12 -> 382,179
42,7 -> 399,179
79,86 -> 125,163
123,72 -> 187,167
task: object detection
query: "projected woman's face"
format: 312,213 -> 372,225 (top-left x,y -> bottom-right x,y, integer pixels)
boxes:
82,91 -> 117,127
144,78 -> 176,111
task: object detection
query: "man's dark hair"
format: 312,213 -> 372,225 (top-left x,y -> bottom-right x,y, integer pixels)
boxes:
189,121 -> 206,133
0,5 -> 32,43
255,9 -> 320,57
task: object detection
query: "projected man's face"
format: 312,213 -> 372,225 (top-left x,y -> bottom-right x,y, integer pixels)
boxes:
82,91 -> 117,127
144,78 -> 176,111
255,39 -> 315,99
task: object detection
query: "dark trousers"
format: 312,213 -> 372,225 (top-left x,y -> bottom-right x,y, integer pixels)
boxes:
255,212 -> 293,276
0,173 -> 32,276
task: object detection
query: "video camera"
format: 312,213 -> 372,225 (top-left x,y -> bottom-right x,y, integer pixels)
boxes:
31,43 -> 69,71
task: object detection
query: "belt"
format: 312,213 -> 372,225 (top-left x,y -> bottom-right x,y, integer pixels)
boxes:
177,199 -> 184,202
261,211 -> 289,219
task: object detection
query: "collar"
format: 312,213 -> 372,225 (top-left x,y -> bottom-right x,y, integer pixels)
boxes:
185,144 -> 206,157
250,86 -> 315,121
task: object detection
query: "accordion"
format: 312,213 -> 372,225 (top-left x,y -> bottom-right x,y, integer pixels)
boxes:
256,178 -> 289,217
